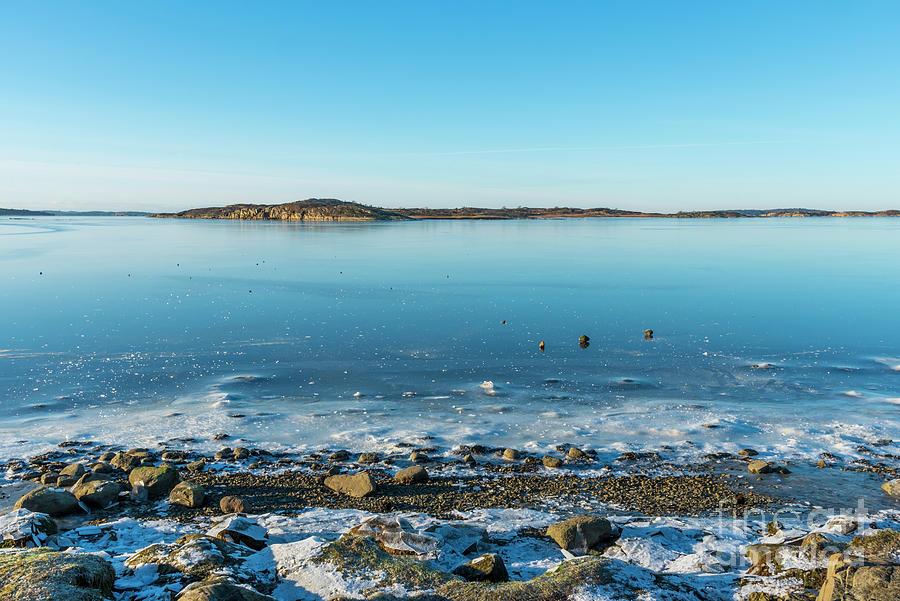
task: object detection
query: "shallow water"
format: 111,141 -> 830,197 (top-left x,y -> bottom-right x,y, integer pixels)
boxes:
2,216 -> 899,476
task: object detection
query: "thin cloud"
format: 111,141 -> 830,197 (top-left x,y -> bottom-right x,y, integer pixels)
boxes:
399,140 -> 790,157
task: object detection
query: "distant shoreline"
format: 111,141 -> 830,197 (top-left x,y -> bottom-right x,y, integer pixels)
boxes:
147,198 -> 900,221
5,200 -> 900,220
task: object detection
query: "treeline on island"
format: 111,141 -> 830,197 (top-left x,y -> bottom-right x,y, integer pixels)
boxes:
148,198 -> 900,221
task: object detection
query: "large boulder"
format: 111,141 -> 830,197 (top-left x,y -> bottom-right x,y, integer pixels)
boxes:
748,460 -> 774,474
542,456 -> 562,469
177,577 -> 275,601
816,553 -> 900,601
73,479 -> 121,509
207,516 -> 268,551
0,509 -> 57,548
111,451 -> 143,472
125,533 -> 257,579
882,479 -> 900,497
394,465 -> 428,484
452,553 -> 509,582
169,481 -> 205,508
128,464 -> 178,499
58,463 -> 86,486
546,516 -> 617,554
0,548 -> 114,600
349,515 -> 440,556
219,496 -> 249,514
324,472 -> 376,498
14,487 -> 80,516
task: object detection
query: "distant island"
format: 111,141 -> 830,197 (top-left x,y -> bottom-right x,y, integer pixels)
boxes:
149,198 -> 900,221
6,200 -> 900,221
0,208 -> 151,216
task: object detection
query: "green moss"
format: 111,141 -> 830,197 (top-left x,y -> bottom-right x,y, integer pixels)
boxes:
124,533 -> 254,579
849,529 -> 900,558
0,548 -> 114,600
314,534 -> 616,601
313,534 -> 454,591
438,557 -> 612,601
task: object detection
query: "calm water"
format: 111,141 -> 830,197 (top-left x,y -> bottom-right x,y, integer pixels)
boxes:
2,216 -> 899,468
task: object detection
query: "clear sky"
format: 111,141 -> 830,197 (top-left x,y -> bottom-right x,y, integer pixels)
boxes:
2,1 -> 899,211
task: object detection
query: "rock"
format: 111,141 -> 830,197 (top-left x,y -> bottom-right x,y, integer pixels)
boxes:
358,452 -> 378,464
542,455 -> 562,468
801,532 -> 843,557
220,496 -> 249,514
328,450 -> 350,462
882,479 -> 900,497
233,447 -> 250,460
578,334 -> 590,343
59,463 -> 85,479
187,460 -> 207,473
324,472 -> 376,498
502,448 -> 519,461
644,329 -> 653,339
40,473 -> 59,486
161,450 -> 187,462
72,479 -> 121,509
91,462 -> 113,473
394,465 -> 428,484
0,509 -> 57,548
546,516 -> 617,554
745,544 -> 782,572
847,529 -> 900,559
128,464 -> 178,499
824,516 -> 858,535
214,448 -> 233,460
349,515 -> 440,556
452,553 -> 509,582
14,487 -> 79,516
748,460 -> 774,474
177,577 -> 276,601
816,460 -> 829,468
816,552 -> 900,601
462,454 -> 476,466
0,549 -> 114,600
207,516 -> 268,551
111,451 -> 142,472
567,447 -> 587,459
409,451 -> 428,463
126,533 -> 257,579
739,448 -> 759,457
169,481 -> 205,508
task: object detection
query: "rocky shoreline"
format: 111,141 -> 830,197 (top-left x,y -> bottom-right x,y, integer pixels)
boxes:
2,439 -> 900,600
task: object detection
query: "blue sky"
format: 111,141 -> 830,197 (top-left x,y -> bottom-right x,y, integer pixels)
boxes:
2,1 -> 899,211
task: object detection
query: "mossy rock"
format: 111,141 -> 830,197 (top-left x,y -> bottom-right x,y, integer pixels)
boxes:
169,481 -> 205,508
73,480 -> 120,509
13,487 -> 79,516
0,548 -> 114,600
315,534 -> 622,601
178,577 -> 275,600
128,464 -> 178,499
546,516 -> 616,554
0,510 -> 57,548
125,533 -> 256,580
313,534 -> 454,591
438,556 -> 613,601
848,528 -> 900,559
